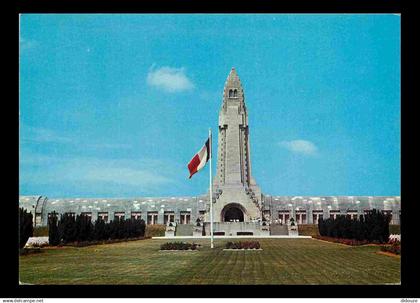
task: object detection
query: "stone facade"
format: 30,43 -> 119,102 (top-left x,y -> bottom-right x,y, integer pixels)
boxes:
211,68 -> 261,222
19,68 -> 401,230
18,195 -> 401,227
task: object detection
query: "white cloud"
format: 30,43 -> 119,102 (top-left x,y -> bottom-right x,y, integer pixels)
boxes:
20,126 -> 73,144
87,143 -> 131,150
146,66 -> 194,93
83,167 -> 171,187
20,38 -> 38,52
279,140 -> 318,155
20,125 -> 131,150
20,154 -> 174,191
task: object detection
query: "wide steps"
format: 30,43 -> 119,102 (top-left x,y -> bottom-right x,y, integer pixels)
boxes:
175,224 -> 193,236
270,224 -> 289,235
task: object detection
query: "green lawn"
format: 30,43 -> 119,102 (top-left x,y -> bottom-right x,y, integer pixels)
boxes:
19,238 -> 400,285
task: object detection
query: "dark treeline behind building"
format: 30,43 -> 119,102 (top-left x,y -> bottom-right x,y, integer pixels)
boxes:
48,212 -> 146,245
318,209 -> 391,243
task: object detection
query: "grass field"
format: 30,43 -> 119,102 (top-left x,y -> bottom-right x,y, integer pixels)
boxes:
19,238 -> 400,285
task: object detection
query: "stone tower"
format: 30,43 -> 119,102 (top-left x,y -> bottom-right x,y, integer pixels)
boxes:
211,68 -> 262,222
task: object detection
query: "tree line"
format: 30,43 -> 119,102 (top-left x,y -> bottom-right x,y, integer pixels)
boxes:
19,207 -> 34,249
48,212 -> 146,245
318,209 -> 391,243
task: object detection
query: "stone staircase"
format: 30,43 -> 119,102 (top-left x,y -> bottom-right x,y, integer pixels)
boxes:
270,224 -> 289,235
175,224 -> 193,236
205,222 -> 266,236
245,188 -> 261,210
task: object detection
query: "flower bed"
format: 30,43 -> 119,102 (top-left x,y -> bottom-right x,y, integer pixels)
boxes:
381,239 -> 401,255
160,242 -> 200,251
313,236 -> 370,246
225,241 -> 261,250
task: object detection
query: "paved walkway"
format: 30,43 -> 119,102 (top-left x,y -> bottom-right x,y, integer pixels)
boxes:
152,235 -> 312,239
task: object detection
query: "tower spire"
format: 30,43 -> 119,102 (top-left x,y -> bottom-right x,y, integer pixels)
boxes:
225,67 -> 242,90
222,67 -> 245,110
212,68 -> 262,223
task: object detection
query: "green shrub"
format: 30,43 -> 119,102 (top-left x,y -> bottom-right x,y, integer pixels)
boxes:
59,213 -> 77,243
19,208 -> 33,249
48,212 -> 60,246
145,224 -> 166,237
49,213 -> 146,245
76,214 -> 93,242
93,218 -> 107,240
318,209 -> 391,243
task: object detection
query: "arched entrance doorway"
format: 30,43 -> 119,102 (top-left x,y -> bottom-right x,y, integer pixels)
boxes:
221,203 -> 246,222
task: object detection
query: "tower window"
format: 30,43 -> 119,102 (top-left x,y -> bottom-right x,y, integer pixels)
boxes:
233,89 -> 238,98
228,89 -> 233,98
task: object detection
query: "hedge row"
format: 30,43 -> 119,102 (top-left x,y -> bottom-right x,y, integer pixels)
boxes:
19,208 -> 33,249
145,224 -> 166,237
39,223 -> 170,238
48,212 -> 145,245
318,209 -> 390,243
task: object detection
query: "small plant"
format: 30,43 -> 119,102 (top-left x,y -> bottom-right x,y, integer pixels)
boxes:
225,241 -> 261,249
160,242 -> 199,250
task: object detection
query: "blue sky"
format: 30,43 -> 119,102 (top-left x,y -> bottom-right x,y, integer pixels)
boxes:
19,14 -> 400,198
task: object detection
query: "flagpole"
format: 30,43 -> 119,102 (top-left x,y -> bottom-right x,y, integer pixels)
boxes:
209,128 -> 214,249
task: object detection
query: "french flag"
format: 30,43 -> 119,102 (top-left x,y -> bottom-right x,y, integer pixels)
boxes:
187,137 -> 211,179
